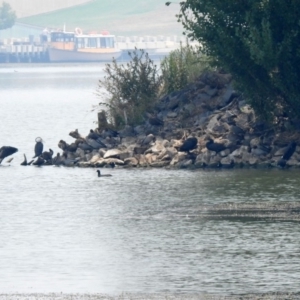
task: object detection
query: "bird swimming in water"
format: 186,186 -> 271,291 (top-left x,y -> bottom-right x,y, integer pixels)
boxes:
96,169 -> 112,177
33,137 -> 43,158
206,139 -> 226,153
0,146 -> 18,164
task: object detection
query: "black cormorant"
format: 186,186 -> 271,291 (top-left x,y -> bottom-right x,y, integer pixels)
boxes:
282,141 -> 296,160
96,169 -> 112,177
33,156 -> 45,166
206,139 -> 226,153
20,154 -> 27,166
33,137 -> 43,158
141,134 -> 155,146
179,137 -> 198,153
42,149 -> 54,162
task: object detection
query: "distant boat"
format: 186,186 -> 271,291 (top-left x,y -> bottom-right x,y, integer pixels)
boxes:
44,28 -> 122,62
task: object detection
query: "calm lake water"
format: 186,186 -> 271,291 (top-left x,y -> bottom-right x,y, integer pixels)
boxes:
0,63 -> 300,296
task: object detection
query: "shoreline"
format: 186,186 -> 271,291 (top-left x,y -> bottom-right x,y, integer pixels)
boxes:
55,71 -> 300,171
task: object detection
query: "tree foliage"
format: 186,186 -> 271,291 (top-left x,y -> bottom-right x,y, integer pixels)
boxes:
177,0 -> 300,120
98,49 -> 162,128
0,2 -> 16,30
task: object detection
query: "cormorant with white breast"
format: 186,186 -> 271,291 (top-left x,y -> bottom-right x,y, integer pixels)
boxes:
33,137 -> 43,158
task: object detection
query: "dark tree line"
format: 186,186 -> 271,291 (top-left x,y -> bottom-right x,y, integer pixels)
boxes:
171,0 -> 300,121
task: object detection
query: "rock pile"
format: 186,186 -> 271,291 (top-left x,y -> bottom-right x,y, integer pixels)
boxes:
59,71 -> 300,169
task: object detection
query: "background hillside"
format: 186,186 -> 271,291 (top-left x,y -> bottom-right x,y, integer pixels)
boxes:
16,0 -> 183,36
1,0 -> 90,18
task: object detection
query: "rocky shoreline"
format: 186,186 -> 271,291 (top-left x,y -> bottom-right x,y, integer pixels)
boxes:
57,71 -> 300,170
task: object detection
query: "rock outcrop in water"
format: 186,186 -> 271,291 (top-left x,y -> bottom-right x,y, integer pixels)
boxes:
59,71 -> 300,169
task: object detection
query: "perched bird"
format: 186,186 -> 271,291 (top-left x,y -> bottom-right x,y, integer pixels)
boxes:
69,129 -> 84,140
0,146 -> 18,164
282,141 -> 296,160
33,156 -> 45,166
86,138 -> 107,149
206,139 -> 226,153
58,140 -> 77,153
52,153 -> 63,166
77,141 -> 93,152
96,169 -> 112,177
140,134 -> 155,146
42,149 -> 54,162
33,137 -> 43,158
20,154 -> 28,166
20,154 -> 33,166
87,129 -> 103,143
101,128 -> 119,138
277,158 -> 287,168
179,137 -> 198,153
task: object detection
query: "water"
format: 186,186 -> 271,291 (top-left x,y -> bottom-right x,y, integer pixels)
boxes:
0,63 -> 300,296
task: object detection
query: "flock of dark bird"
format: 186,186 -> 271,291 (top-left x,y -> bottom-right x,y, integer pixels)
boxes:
0,126 -> 297,170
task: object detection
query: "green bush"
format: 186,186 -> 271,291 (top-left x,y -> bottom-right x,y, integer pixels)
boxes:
160,43 -> 212,94
98,48 -> 162,129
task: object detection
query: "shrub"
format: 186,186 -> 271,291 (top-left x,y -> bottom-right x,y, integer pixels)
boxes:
97,48 -> 162,129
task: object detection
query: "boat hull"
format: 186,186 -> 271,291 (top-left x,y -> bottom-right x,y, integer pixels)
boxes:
48,47 -> 122,62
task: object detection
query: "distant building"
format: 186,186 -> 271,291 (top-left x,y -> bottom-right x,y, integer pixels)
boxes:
1,0 -> 90,18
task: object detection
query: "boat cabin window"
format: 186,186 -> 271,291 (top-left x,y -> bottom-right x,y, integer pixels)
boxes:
51,32 -> 74,42
88,38 -> 97,48
76,38 -> 84,48
100,37 -> 115,48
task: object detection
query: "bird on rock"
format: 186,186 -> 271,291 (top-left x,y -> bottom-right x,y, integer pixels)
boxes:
42,149 -> 54,162
33,156 -> 45,166
96,169 -> 112,177
282,141 -> 297,161
0,146 -> 18,164
179,135 -> 198,153
206,139 -> 226,153
33,137 -> 43,158
141,134 -> 156,146
87,129 -> 104,143
20,154 -> 27,166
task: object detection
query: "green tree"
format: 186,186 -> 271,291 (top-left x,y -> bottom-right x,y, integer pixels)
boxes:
0,2 -> 16,30
175,0 -> 300,120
